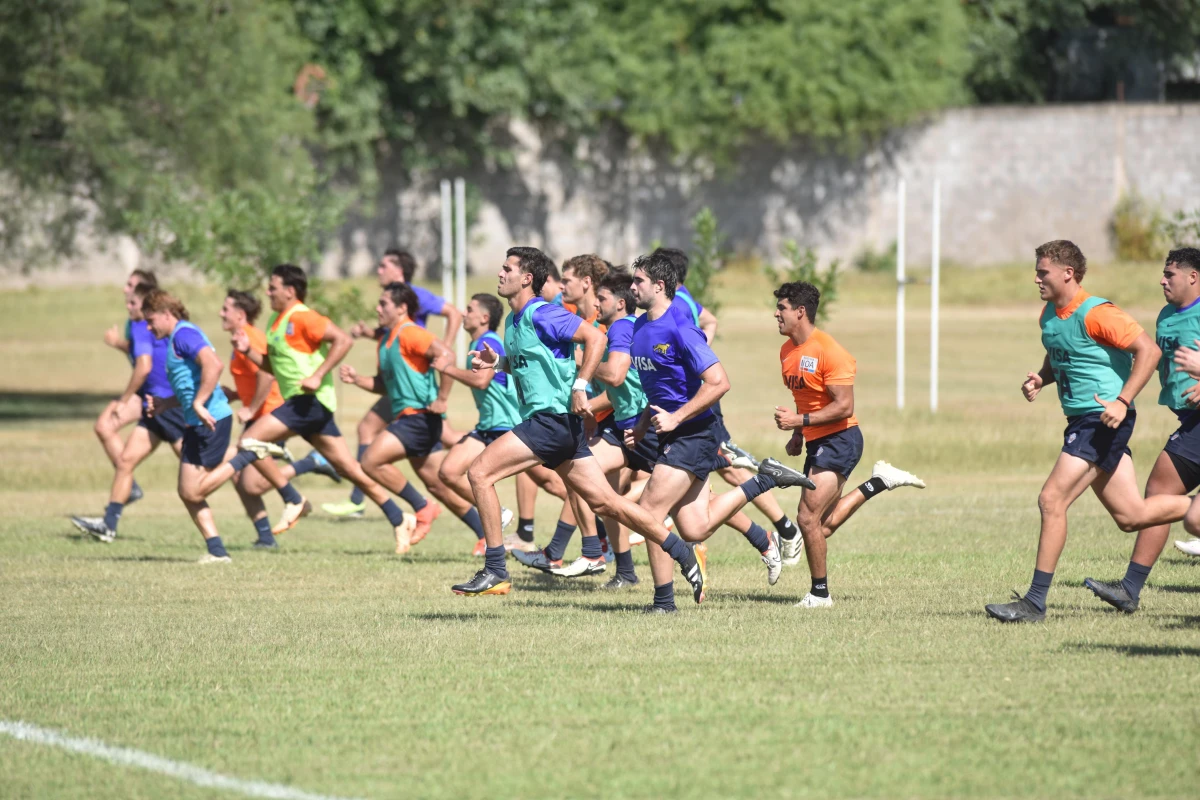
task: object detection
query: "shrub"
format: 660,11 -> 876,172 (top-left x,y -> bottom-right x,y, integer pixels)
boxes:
764,242 -> 841,324
1111,190 -> 1167,262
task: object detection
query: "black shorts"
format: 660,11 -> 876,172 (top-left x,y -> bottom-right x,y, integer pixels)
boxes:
710,401 -> 731,444
138,405 -> 187,445
181,415 -> 233,469
656,416 -> 727,481
463,428 -> 511,446
511,411 -> 591,469
271,395 -> 340,441
1062,410 -> 1135,474
598,415 -> 659,474
803,426 -> 864,479
385,412 -> 444,458
367,394 -> 391,420
1164,409 -> 1200,491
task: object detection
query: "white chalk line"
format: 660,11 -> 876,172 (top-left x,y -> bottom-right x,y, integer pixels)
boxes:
0,720 -> 365,800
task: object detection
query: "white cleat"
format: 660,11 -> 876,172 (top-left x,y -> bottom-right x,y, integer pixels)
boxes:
240,438 -> 289,461
502,533 -> 537,553
871,460 -> 926,490
780,533 -> 804,567
720,440 -> 761,473
763,529 -> 782,586
1174,538 -> 1200,557
796,592 -> 833,608
393,515 -> 417,555
197,553 -> 232,565
629,532 -> 646,546
271,498 -> 312,535
501,506 -> 514,530
550,556 -> 607,577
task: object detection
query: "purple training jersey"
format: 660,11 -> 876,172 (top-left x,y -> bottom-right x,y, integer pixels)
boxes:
630,310 -> 719,421
130,319 -> 175,398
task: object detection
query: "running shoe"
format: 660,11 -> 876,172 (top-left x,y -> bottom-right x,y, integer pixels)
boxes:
780,533 -> 804,567
393,515 -> 418,555
1174,538 -> 1200,556
679,543 -> 707,604
602,574 -> 639,590
501,507 -> 514,530
271,498 -> 312,535
762,529 -> 782,586
240,438 -> 289,461
871,460 -> 926,490
472,538 -> 487,557
720,440 -> 761,472
512,547 -> 562,572
126,481 -> 144,505
411,501 -> 442,545
502,533 -> 537,553
551,556 -> 607,577
796,592 -> 833,608
322,501 -> 366,518
984,591 -> 1045,623
197,553 -> 233,565
307,450 -> 342,483
758,458 -> 817,490
452,570 -> 512,596
1083,577 -> 1139,614
70,516 -> 114,543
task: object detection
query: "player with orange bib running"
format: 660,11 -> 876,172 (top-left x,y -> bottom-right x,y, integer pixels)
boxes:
772,280 -> 926,609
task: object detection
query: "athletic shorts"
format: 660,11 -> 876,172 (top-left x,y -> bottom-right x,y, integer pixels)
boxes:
655,416 -> 727,481
271,395 -> 340,441
803,426 -> 864,480
367,394 -> 391,420
598,414 -> 659,474
138,404 -> 187,444
181,415 -> 233,469
511,411 -> 591,469
1164,409 -> 1200,491
710,401 -> 731,445
1062,410 -> 1135,474
463,428 -> 511,446
385,412 -> 444,458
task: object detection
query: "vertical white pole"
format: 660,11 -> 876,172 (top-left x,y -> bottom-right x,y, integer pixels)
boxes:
896,178 -> 906,410
930,179 -> 941,413
454,177 -> 467,363
440,179 -> 453,315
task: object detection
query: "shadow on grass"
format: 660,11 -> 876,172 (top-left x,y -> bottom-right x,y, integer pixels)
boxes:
1067,642 -> 1200,658
727,591 -> 804,606
96,555 -> 193,563
511,598 -> 648,614
514,576 -> 605,594
0,391 -> 113,421
1159,615 -> 1200,631
409,611 -> 502,622
1154,584 -> 1200,594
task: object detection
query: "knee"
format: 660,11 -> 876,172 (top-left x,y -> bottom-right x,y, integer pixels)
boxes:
1037,489 -> 1067,519
178,485 -> 204,505
467,462 -> 492,490
361,457 -> 383,482
1184,502 -> 1200,537
357,419 -> 375,441
436,463 -> 455,486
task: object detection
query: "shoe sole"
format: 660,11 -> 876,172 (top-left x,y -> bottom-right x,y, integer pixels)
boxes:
984,606 -> 1044,623
452,581 -> 512,596
1174,541 -> 1200,556
271,500 -> 312,535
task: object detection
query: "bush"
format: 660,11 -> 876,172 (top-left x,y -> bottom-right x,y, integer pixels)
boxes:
686,207 -> 727,315
1111,190 -> 1167,262
764,243 -> 841,324
853,241 -> 897,273
1164,209 -> 1200,248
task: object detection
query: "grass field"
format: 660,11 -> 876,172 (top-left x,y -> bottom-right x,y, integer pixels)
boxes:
2,262 -> 1199,799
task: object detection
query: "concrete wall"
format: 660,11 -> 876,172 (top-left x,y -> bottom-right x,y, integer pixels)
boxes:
8,103 -> 1200,286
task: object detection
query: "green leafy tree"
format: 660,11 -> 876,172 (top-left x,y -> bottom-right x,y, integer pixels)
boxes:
764,243 -> 841,324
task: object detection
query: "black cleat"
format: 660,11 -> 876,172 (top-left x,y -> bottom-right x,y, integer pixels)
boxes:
642,604 -> 678,614
253,540 -> 279,550
601,573 -> 639,591
451,569 -> 513,596
758,458 -> 817,491
307,450 -> 343,483
1084,578 -> 1139,614
127,482 -> 144,505
678,544 -> 707,604
985,591 -> 1046,623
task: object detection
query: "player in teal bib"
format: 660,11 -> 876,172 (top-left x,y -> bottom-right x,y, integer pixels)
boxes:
986,241 -> 1192,624
1086,248 -> 1200,613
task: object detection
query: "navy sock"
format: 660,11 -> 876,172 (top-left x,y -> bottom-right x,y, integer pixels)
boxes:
661,532 -> 692,563
350,445 -> 368,504
653,582 -> 676,610
1120,561 -> 1153,601
278,482 -> 303,505
743,522 -> 771,553
774,515 -> 800,540
615,549 -> 637,580
289,452 -> 320,476
858,476 -> 888,500
1026,569 -> 1054,612
485,545 -> 509,578
461,507 -> 485,539
103,501 -> 124,532
545,521 -> 576,561
129,479 -> 142,498
581,536 -> 602,560
517,517 -> 535,542
594,515 -> 608,539
811,576 -> 829,598
252,517 -> 275,545
398,483 -> 428,512
740,473 -> 777,502
380,499 -> 406,527
206,536 -> 228,558
228,450 -> 258,473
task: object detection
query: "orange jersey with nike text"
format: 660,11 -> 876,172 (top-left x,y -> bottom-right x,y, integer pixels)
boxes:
230,324 -> 284,419
780,329 -> 859,440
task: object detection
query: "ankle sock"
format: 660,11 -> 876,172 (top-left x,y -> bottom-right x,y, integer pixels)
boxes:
398,483 -> 428,512
380,499 -> 405,527
461,507 -> 485,539
810,576 -> 829,598
206,536 -> 228,558
740,473 -> 777,502
774,515 -> 799,540
349,445 -> 368,504
1026,569 -> 1054,612
289,452 -> 320,476
546,521 -> 576,561
517,517 -> 535,542
252,517 -> 275,545
103,502 -> 124,532
278,483 -> 303,506
858,476 -> 887,500
742,522 -> 770,553
1120,561 -> 1152,601
661,533 -> 692,563
228,450 -> 258,473
653,582 -> 675,610
581,536 -> 602,560
615,549 -> 637,580
485,546 -> 509,578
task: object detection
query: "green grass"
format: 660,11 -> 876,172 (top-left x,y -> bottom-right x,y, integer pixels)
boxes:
2,268 -> 1198,799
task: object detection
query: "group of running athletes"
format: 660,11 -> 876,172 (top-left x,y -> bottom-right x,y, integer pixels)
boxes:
71,243 -> 933,613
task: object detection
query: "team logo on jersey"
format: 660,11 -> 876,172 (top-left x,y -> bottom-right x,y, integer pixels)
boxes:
800,355 -> 818,373
632,356 -> 658,372
816,446 -> 825,457
653,343 -> 671,355
1067,432 -> 1077,444
286,323 -> 295,336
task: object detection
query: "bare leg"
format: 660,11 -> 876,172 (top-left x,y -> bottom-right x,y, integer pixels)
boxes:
95,396 -> 142,468
178,463 -> 222,541
313,433 -> 394,507
415,450 -> 473,516
467,433 -> 544,548
719,465 -> 786,523
636,463 -> 698,587
1092,453 -> 1193,534
1131,452 -> 1187,567
795,469 -> 848,580
109,426 -> 159,505
516,471 -> 538,518
1034,453 -> 1103,574
437,436 -> 486,506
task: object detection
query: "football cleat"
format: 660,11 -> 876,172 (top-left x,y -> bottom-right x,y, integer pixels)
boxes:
512,547 -> 562,572
871,460 -> 926,490
410,501 -> 442,545
1174,538 -> 1200,557
502,533 -> 537,553
501,506 -> 514,530
472,538 -> 487,557
196,553 -> 232,565
985,591 -> 1045,623
1084,577 -> 1139,614
271,498 -> 312,535
720,440 -> 761,472
452,569 -> 512,596
780,532 -> 804,567
678,543 -> 707,604
762,529 -> 783,586
70,516 -> 115,543
126,482 -> 144,505
796,592 -> 833,608
240,438 -> 289,461
322,501 -> 366,518
601,573 -> 639,590
630,531 -> 647,546
307,450 -> 342,483
252,540 -> 279,550
642,604 -> 678,615
551,555 -> 607,578
393,515 -> 418,555
758,458 -> 817,490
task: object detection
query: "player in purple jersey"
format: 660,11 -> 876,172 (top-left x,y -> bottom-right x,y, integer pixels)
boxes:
625,251 -> 814,613
327,248 -> 466,518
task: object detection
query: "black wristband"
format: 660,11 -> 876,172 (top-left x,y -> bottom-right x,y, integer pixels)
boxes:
1116,396 -> 1131,409
802,413 -> 810,427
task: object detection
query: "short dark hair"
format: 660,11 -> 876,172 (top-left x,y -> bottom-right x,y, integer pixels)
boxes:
507,246 -> 557,295
383,281 -> 419,318
472,292 -> 504,332
631,251 -> 677,299
131,282 -> 156,301
1167,247 -> 1200,273
130,269 -> 158,289
774,281 -> 820,322
384,248 -> 418,282
271,264 -> 308,302
598,270 -> 635,317
226,289 -> 262,324
652,247 -> 689,285
1035,240 -> 1087,282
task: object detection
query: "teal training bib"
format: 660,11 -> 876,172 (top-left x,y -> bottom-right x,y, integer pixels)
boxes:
1155,301 -> 1200,410
167,321 -> 232,427
1040,296 -> 1133,417
378,322 -> 437,416
595,316 -> 647,423
470,332 -> 521,430
504,299 -> 576,417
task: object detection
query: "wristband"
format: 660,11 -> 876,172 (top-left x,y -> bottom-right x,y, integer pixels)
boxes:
802,413 -> 810,427
1116,396 -> 1131,409
572,378 -> 590,393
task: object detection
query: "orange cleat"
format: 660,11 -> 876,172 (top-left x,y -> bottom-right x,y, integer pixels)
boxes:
472,538 -> 487,557
410,501 -> 442,545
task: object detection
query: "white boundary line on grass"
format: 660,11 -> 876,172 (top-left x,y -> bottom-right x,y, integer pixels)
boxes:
0,720 -> 365,800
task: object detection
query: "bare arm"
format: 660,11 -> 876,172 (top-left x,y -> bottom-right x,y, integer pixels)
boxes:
426,339 -> 455,412
593,351 -> 631,387
1094,332 -> 1161,429
338,364 -> 384,394
104,325 -> 130,353
438,303 -> 463,346
245,369 -> 275,419
697,307 -> 718,344
116,354 -> 152,407
299,322 -> 352,393
190,347 -> 225,430
774,384 -> 854,430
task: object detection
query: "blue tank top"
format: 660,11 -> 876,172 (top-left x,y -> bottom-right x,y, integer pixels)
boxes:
167,321 -> 233,427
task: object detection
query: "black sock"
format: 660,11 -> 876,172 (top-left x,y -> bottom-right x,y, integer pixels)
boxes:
810,576 -> 829,598
774,515 -> 800,540
517,517 -> 535,543
1120,561 -> 1152,601
653,582 -> 675,610
615,549 -> 637,581
1026,569 -> 1053,612
857,476 -> 887,499
252,517 -> 275,545
398,483 -> 427,512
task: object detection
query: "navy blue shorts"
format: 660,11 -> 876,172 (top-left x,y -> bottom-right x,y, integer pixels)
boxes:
710,401 -> 731,445
385,412 -> 444,458
803,426 -> 864,479
182,415 -> 233,468
598,415 -> 659,474
1164,409 -> 1200,491
138,404 -> 187,444
656,416 -> 726,481
271,395 -> 341,441
1062,410 -> 1135,474
464,428 -> 510,446
511,411 -> 591,469
367,394 -> 391,420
